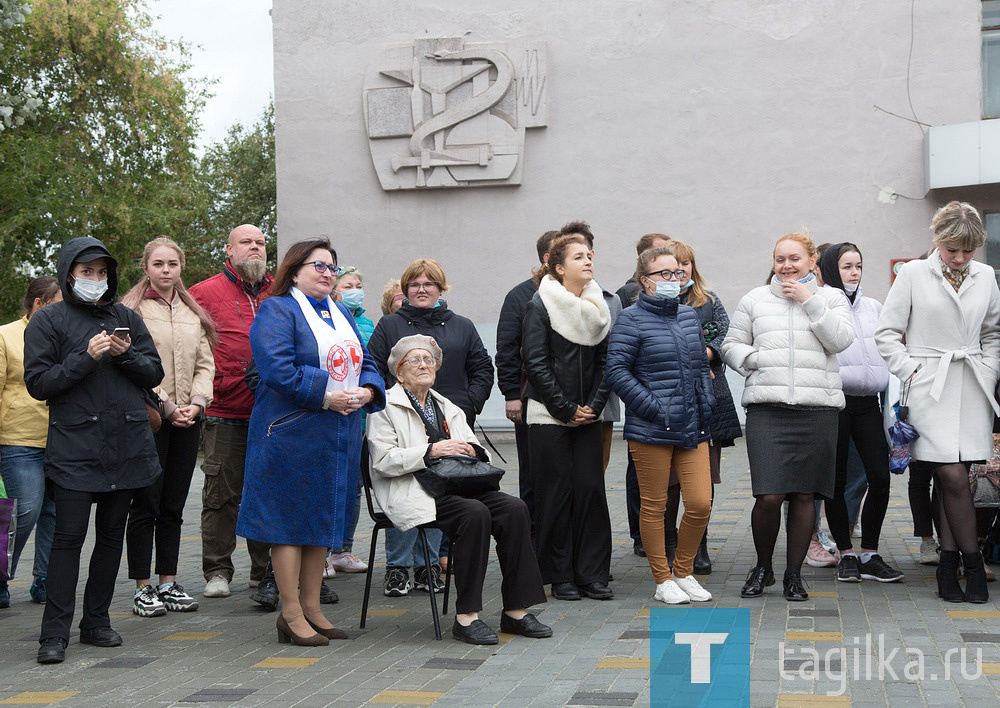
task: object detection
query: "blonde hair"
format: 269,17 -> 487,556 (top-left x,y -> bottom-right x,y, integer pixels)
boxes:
634,245 -> 677,284
400,259 -> 449,294
931,201 -> 986,249
380,279 -> 402,315
663,239 -> 714,309
120,237 -> 218,350
773,232 -> 818,260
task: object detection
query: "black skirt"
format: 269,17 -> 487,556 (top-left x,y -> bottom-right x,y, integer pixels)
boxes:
745,404 -> 838,498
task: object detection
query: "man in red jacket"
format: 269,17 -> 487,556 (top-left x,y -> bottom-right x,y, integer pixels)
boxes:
189,225 -> 273,602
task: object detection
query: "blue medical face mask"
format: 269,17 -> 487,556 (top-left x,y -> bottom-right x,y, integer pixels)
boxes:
797,273 -> 816,284
340,289 -> 364,310
654,280 -> 681,299
680,280 -> 693,292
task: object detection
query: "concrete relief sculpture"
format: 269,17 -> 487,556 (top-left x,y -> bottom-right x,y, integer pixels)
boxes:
363,37 -> 547,190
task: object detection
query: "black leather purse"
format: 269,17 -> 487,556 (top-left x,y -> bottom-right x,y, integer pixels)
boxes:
407,393 -> 504,498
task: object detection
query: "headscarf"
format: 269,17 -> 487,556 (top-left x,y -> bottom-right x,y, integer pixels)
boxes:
819,242 -> 861,303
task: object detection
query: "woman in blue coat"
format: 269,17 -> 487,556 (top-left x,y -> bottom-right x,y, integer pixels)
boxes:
606,246 -> 715,605
236,237 -> 385,646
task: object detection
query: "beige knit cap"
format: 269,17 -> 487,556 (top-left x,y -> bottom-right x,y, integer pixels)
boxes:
387,334 -> 443,374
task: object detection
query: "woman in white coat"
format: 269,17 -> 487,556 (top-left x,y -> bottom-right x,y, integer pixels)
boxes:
722,233 -> 855,601
367,335 -> 550,645
875,201 -> 1000,603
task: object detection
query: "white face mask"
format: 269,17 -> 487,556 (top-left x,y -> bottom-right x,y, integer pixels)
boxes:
72,277 -> 108,303
654,280 -> 681,299
843,282 -> 859,294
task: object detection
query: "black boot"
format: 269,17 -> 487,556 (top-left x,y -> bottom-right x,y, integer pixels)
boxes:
962,551 -> 989,604
693,532 -> 712,575
664,527 -> 677,569
937,550 -> 965,603
251,562 -> 280,611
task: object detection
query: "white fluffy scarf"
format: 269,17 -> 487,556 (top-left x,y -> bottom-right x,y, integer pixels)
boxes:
537,275 -> 610,345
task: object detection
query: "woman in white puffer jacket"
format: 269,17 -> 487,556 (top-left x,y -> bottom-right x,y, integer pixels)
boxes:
722,232 -> 854,602
818,243 -> 902,585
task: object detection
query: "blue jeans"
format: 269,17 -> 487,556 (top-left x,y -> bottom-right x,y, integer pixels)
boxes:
384,526 -> 441,569
0,445 -> 55,579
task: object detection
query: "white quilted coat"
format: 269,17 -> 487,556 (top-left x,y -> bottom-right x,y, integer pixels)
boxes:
721,278 -> 855,409
875,252 -> 1000,462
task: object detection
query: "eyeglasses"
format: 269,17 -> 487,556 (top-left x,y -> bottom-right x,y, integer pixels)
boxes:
305,261 -> 341,275
407,281 -> 439,292
404,356 -> 436,368
644,269 -> 687,281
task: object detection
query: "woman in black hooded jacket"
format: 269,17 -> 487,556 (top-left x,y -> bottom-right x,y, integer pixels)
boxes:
24,236 -> 163,664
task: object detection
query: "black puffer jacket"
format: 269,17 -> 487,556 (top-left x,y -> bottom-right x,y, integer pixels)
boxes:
521,292 -> 610,424
495,278 -> 537,401
23,237 -> 163,493
683,290 -> 742,443
367,301 -> 494,425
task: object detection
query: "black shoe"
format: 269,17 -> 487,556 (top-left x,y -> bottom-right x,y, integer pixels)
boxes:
633,542 -> 647,557
783,573 -> 809,601
836,555 -> 862,583
962,551 -> 990,604
551,582 -> 581,601
251,566 -> 279,611
79,626 -> 122,647
740,565 -> 775,598
414,563 -> 445,593
693,534 -> 712,575
578,581 -> 614,600
0,582 -> 9,609
500,612 -> 553,638
37,637 -> 67,664
859,554 -> 904,583
319,581 -> 339,604
937,550 -> 966,603
452,618 -> 498,645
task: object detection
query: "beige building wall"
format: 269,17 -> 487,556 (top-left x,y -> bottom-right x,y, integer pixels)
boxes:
272,0 -> 991,426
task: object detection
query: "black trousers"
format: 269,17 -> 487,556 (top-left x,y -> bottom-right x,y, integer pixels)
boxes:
127,420 -> 202,579
908,461 -> 936,538
529,423 -> 612,585
825,395 -> 892,551
40,484 -> 133,641
434,491 -> 546,614
513,421 -> 535,542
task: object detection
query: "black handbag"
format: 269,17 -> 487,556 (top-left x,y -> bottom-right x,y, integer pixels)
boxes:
415,455 -> 506,499
406,393 -> 504,498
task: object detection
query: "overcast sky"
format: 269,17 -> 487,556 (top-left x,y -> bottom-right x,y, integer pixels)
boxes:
150,0 -> 274,151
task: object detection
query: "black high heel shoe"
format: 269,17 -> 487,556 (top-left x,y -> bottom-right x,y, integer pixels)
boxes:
276,615 -> 329,646
962,551 -> 989,604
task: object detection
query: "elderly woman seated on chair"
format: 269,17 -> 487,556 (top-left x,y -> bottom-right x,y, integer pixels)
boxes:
367,335 -> 551,645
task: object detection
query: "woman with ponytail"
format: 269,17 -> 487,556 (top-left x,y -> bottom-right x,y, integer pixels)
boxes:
120,237 -> 216,618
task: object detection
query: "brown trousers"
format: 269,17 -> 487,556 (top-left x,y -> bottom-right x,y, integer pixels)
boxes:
628,440 -> 712,582
201,420 -> 271,582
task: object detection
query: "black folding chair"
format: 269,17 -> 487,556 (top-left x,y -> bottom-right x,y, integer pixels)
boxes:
359,441 -> 454,639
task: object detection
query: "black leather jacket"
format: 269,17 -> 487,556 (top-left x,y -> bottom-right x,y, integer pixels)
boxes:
521,293 -> 610,424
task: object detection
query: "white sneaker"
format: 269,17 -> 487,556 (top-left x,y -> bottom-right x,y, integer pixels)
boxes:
919,538 -> 940,565
817,531 -> 837,555
674,574 -> 713,602
654,580 -> 690,604
203,575 -> 231,598
328,552 -> 368,573
323,554 -> 338,579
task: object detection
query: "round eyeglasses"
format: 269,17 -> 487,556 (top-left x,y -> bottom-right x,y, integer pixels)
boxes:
404,356 -> 436,368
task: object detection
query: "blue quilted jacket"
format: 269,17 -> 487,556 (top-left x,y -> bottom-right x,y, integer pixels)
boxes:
607,294 -> 715,448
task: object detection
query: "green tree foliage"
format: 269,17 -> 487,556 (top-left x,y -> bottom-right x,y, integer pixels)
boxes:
0,0 -> 208,319
184,102 -> 277,286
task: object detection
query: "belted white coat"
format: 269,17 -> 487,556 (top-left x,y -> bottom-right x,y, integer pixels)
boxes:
875,251 -> 1000,462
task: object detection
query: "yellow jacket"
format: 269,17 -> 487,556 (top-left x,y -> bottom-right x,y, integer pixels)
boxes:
0,316 -> 49,447
136,293 -> 215,419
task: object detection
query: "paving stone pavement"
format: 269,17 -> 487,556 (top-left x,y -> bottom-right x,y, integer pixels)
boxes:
1,437 -> 999,706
